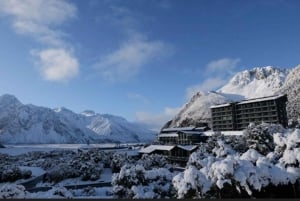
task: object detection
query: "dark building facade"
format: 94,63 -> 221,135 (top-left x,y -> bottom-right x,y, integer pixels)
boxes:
211,94 -> 288,131
139,144 -> 198,165
157,126 -> 209,145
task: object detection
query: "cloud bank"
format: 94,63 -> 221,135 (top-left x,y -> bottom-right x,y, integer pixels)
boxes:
96,36 -> 170,82
135,107 -> 181,131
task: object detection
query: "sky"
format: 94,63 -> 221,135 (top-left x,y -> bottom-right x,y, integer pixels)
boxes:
0,0 -> 300,130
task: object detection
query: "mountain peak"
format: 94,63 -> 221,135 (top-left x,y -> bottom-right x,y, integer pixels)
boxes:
0,94 -> 22,107
218,66 -> 289,99
53,107 -> 73,113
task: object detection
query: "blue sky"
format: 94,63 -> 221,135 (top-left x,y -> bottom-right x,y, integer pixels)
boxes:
0,0 -> 300,129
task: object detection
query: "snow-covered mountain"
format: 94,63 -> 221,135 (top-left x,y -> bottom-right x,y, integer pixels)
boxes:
279,65 -> 300,124
219,66 -> 289,98
0,94 -> 155,144
168,66 -> 299,128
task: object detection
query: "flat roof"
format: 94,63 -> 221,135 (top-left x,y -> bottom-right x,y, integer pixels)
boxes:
210,103 -> 231,109
161,126 -> 196,132
179,131 -> 204,135
158,133 -> 178,137
177,145 -> 198,151
139,145 -> 175,154
203,131 -> 243,136
210,94 -> 286,108
237,94 -> 286,105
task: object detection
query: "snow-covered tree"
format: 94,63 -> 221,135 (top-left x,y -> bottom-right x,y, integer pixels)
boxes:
238,123 -> 283,155
110,152 -> 132,173
112,164 -> 175,199
0,184 -> 27,199
136,154 -> 170,170
0,165 -> 32,182
174,127 -> 300,198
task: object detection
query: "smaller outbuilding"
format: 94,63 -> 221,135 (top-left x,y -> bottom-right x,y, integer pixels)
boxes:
157,126 -> 209,145
139,144 -> 199,165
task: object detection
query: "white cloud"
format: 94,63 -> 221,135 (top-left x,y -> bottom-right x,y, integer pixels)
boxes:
0,0 -> 77,47
186,78 -> 226,99
185,58 -> 241,99
32,48 -> 79,82
96,36 -> 171,82
135,107 -> 181,131
206,58 -> 241,75
0,0 -> 79,82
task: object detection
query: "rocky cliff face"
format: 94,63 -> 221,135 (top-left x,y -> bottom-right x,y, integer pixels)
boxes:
219,66 -> 289,98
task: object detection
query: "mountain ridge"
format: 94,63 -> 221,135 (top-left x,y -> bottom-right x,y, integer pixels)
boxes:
0,94 -> 155,144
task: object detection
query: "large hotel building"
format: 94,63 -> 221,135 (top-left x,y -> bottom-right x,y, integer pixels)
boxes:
210,94 -> 288,131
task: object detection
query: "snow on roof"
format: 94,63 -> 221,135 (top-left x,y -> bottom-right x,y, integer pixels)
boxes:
221,131 -> 244,136
195,126 -> 207,130
237,94 -> 286,105
179,131 -> 204,135
210,94 -> 287,109
210,103 -> 231,109
203,131 -> 243,136
139,145 -> 175,154
177,145 -> 198,151
161,127 -> 196,132
158,133 -> 179,137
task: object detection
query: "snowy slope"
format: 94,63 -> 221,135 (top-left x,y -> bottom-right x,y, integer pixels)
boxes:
168,66 -> 295,128
279,65 -> 300,123
219,66 -> 289,99
0,94 -> 154,144
169,91 -> 231,127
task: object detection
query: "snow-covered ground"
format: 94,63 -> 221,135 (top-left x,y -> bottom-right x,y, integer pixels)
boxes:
0,143 -> 142,156
1,125 -> 300,198
0,144 -> 142,198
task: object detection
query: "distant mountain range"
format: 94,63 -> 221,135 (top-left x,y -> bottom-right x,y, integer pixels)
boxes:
0,94 -> 155,144
168,65 -> 300,128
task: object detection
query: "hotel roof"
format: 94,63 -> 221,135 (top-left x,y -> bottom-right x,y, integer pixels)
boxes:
210,94 -> 286,108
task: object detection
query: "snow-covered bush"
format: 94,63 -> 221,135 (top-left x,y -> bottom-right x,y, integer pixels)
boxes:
49,187 -> 73,198
173,166 -> 212,198
239,123 -> 282,155
187,136 -> 235,169
274,129 -> 300,167
174,127 -> 300,198
112,164 -> 175,198
80,186 -> 96,196
43,149 -> 107,182
0,165 -> 31,182
0,184 -> 27,199
43,163 -> 80,183
110,152 -> 132,173
137,154 -> 170,170
80,162 -> 104,181
0,153 -> 11,167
